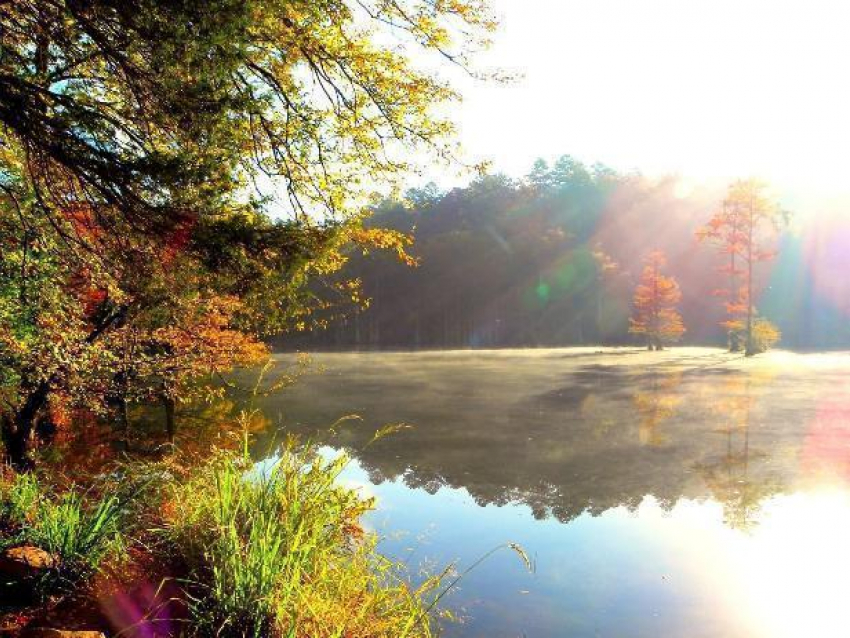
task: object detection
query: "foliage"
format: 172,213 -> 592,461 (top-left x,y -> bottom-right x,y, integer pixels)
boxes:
697,180 -> 783,355
0,470 -> 40,539
282,158 -> 642,349
0,0 -> 494,229
98,293 -> 272,410
162,441 -> 437,638
0,0 -> 494,465
750,318 -> 781,355
628,251 -> 685,350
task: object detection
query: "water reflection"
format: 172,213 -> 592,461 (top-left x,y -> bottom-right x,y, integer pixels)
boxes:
694,371 -> 782,530
632,370 -> 682,446
239,348 -> 850,637
249,350 -> 839,523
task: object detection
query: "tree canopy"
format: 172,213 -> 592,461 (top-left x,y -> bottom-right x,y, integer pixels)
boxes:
0,0 -> 495,466
282,160 -> 835,353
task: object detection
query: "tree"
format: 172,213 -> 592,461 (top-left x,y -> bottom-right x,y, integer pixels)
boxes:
0,0 -> 495,467
697,180 -> 783,356
527,159 -> 552,190
629,251 -> 685,350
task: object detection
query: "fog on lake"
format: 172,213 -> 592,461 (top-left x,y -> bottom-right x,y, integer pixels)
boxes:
242,347 -> 850,638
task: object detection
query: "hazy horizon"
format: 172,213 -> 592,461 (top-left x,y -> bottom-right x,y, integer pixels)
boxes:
425,0 -> 850,215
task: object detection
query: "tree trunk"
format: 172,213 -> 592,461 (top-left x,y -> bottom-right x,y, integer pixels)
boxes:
119,398 -> 129,431
162,395 -> 176,442
1,380 -> 50,471
1,305 -> 127,469
745,200 -> 755,356
1,414 -> 29,471
728,207 -> 739,354
729,330 -> 741,352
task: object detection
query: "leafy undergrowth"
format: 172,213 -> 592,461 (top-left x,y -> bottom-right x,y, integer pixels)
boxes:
1,437 -> 443,638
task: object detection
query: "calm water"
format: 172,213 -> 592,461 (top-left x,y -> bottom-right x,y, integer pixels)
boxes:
248,348 -> 850,638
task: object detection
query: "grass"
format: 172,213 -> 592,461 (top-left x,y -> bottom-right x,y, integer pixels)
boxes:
0,427 -> 474,637
29,490 -> 123,583
0,471 -> 40,542
160,442 -> 437,638
0,469 -> 124,593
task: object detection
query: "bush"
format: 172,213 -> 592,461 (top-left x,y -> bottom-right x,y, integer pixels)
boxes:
750,318 -> 781,354
163,444 -> 436,638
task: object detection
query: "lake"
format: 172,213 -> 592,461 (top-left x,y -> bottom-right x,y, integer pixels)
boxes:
248,347 -> 850,638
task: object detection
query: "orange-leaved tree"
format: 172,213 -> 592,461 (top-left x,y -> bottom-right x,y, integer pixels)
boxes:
629,250 -> 685,350
697,180 -> 783,356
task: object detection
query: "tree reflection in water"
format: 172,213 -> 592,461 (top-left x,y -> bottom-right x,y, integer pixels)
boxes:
695,370 -> 782,531
239,349 -> 843,529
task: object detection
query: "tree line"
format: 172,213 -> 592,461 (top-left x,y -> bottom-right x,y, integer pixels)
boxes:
282,162 -> 834,353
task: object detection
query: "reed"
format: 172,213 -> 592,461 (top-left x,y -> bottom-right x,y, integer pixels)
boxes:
163,443 -> 436,637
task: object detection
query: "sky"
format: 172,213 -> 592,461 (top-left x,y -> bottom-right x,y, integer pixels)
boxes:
443,0 -> 850,210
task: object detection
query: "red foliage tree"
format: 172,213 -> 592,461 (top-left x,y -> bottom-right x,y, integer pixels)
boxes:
629,250 -> 685,350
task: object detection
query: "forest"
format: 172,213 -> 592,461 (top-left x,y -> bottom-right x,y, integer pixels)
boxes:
282,159 -> 849,351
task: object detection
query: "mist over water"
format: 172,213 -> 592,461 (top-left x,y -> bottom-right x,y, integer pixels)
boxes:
246,348 -> 850,637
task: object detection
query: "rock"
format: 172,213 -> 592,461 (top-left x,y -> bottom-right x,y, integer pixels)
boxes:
0,546 -> 58,581
21,631 -> 106,638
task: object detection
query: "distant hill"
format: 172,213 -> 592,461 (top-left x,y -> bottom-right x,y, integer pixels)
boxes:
276,157 -> 850,351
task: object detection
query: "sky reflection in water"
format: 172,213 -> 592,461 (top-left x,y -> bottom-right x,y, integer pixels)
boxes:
251,348 -> 850,638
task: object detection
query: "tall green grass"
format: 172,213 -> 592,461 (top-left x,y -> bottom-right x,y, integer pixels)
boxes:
0,470 -> 124,588
30,491 -> 123,582
2,416 -> 520,636
0,471 -> 40,536
164,444 -> 437,638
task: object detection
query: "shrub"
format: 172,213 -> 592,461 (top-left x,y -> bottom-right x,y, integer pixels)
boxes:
750,318 -> 781,354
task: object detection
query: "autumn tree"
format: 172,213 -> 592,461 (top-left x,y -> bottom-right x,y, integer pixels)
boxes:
0,0 -> 495,467
629,251 -> 685,350
697,180 -> 783,356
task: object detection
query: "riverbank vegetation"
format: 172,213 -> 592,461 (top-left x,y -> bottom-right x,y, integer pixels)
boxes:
0,0 -> 494,468
1,435 -> 441,637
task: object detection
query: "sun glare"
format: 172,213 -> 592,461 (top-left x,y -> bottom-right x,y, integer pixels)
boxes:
456,0 -> 850,203
646,491 -> 850,638
738,491 -> 850,638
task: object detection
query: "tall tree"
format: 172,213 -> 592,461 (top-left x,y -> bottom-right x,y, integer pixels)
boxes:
697,180 -> 782,356
629,250 -> 685,350
0,0 -> 495,467
698,199 -> 745,351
